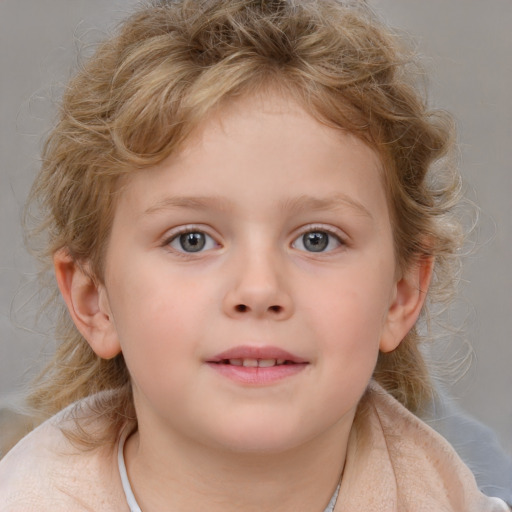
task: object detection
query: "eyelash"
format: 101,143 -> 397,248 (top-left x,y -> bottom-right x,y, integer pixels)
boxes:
162,224 -> 347,256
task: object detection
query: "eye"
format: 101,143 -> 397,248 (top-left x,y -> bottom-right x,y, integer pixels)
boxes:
292,229 -> 343,253
168,230 -> 217,253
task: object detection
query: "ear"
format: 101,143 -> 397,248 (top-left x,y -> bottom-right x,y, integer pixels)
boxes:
53,249 -> 121,359
380,256 -> 434,353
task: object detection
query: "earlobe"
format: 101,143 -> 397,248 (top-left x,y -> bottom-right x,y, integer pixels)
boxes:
53,249 -> 121,359
380,256 -> 434,353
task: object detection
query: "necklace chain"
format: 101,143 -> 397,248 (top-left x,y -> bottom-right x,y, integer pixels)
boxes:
118,431 -> 341,512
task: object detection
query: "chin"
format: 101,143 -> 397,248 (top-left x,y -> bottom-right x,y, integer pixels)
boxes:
203,420 -> 315,455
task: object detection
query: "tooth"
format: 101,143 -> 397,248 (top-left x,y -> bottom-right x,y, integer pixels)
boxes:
242,358 -> 258,367
229,359 -> 243,366
258,359 -> 276,367
276,359 -> 286,365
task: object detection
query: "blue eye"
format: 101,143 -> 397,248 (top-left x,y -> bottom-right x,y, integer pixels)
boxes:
169,231 -> 217,253
293,230 -> 342,253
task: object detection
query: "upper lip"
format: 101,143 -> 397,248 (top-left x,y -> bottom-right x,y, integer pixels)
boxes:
207,345 -> 308,364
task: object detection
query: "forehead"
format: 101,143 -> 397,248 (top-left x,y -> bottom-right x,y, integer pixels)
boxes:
184,91 -> 380,165
115,92 -> 387,223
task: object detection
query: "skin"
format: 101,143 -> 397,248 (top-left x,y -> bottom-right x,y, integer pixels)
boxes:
55,92 -> 431,511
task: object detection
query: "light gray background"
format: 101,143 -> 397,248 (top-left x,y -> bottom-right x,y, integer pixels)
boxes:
1,1 -> 510,454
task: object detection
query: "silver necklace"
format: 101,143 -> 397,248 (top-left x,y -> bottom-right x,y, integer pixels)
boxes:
118,433 -> 341,512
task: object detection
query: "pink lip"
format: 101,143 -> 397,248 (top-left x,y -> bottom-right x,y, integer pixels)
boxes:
206,345 -> 309,385
208,345 -> 307,364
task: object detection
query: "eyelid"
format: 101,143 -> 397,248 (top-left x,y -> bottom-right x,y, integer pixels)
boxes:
294,223 -> 347,241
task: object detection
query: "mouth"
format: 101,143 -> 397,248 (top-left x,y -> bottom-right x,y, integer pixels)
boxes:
214,358 -> 298,368
207,345 -> 308,365
206,346 -> 308,385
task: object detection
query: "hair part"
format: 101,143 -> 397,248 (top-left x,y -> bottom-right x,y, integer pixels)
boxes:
25,0 -> 463,447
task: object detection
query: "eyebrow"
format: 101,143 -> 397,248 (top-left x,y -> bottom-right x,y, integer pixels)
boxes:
144,193 -> 373,219
279,193 -> 373,219
144,196 -> 233,215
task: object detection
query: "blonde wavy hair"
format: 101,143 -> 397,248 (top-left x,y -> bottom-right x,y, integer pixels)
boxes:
26,0 -> 462,447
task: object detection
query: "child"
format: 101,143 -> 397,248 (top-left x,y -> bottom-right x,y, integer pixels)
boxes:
0,0 -> 508,510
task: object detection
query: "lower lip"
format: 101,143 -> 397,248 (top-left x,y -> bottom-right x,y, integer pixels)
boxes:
206,363 -> 308,385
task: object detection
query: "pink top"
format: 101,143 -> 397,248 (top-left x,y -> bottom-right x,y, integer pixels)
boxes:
0,382 -> 508,511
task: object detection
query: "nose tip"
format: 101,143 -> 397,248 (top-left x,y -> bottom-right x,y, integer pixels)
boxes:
223,260 -> 293,320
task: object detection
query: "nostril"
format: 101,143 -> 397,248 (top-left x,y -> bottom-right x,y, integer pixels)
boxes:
233,304 -> 284,314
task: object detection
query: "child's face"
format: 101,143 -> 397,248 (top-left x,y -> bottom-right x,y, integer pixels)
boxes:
88,93 -> 420,453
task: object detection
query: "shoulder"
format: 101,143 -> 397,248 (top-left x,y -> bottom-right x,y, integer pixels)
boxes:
423,385 -> 512,506
0,394 -> 128,512
354,382 -> 509,512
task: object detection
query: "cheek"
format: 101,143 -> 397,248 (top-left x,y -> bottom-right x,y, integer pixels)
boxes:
309,288 -> 385,412
319,295 -> 382,372
106,269 -> 200,380
308,270 -> 393,339
302,262 -> 395,376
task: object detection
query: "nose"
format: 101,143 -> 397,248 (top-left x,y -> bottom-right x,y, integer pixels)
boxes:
222,248 -> 294,321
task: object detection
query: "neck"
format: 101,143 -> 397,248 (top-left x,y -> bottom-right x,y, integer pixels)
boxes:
124,418 -> 351,512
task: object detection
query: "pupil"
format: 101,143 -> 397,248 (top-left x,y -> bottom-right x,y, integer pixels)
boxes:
303,231 -> 328,252
180,232 -> 206,252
